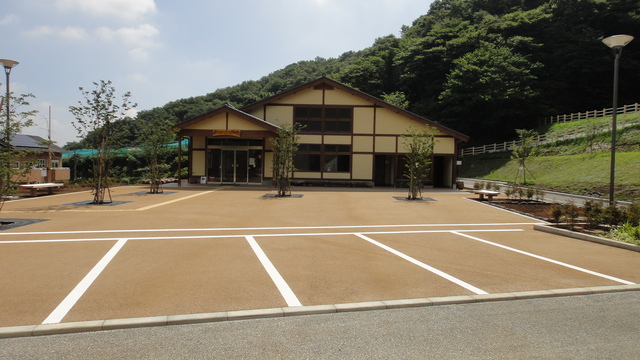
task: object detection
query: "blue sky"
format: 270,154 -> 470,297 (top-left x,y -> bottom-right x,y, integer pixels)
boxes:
3,0 -> 432,146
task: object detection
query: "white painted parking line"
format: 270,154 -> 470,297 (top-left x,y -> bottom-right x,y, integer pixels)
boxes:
0,223 -> 540,237
0,229 -> 525,244
135,190 -> 217,211
451,231 -> 636,285
354,233 -> 488,295
245,236 -> 302,307
42,238 -> 128,324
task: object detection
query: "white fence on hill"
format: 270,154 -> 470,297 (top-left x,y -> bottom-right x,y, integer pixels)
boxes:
543,103 -> 640,124
459,103 -> 640,157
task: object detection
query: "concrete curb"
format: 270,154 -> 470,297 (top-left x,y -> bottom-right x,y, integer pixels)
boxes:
534,224 -> 640,252
2,285 -> 640,339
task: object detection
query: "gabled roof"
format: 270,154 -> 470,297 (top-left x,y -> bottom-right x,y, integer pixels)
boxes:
174,103 -> 280,132
241,76 -> 470,142
9,134 -> 66,153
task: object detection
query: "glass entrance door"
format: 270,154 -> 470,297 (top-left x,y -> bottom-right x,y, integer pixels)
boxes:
220,150 -> 248,184
221,150 -> 235,183
207,144 -> 262,184
235,150 -> 248,183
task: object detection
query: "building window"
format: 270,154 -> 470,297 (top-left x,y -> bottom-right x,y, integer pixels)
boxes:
294,107 -> 352,133
37,159 -> 46,168
295,144 -> 321,172
52,160 -> 60,168
323,145 -> 351,172
295,144 -> 351,172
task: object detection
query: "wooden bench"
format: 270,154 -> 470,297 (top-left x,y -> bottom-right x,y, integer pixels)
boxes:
474,189 -> 500,201
19,183 -> 65,197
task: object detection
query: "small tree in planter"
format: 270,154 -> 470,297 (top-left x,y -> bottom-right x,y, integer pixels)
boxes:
136,109 -> 177,193
70,80 -> 136,204
512,129 -> 538,185
402,126 -> 435,200
551,203 -> 563,223
271,123 -> 301,197
504,184 -> 516,199
583,200 -> 604,229
562,201 -> 580,231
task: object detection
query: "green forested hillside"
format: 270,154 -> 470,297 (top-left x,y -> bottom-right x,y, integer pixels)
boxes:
65,0 -> 640,149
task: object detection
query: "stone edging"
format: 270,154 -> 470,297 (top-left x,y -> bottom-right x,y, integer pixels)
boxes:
533,224 -> 640,252
2,285 -> 640,339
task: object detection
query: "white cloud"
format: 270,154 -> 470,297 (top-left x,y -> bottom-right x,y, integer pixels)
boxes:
128,48 -> 150,62
55,0 -> 157,21
24,25 -> 87,40
25,25 -> 56,37
0,14 -> 19,26
57,26 -> 88,40
96,24 -> 160,48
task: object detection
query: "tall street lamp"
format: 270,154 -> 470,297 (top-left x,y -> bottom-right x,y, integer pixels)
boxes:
601,35 -> 633,205
0,59 -> 19,148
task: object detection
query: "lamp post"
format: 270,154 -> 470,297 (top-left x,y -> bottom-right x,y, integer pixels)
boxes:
602,35 -> 634,205
0,59 -> 19,148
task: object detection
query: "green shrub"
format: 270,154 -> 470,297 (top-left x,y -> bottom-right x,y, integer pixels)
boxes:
583,200 -> 604,229
551,203 -> 563,223
474,182 -> 483,190
504,185 -> 515,199
562,201 -> 580,230
603,204 -> 625,226
607,223 -> 640,245
626,201 -> 640,226
525,187 -> 535,200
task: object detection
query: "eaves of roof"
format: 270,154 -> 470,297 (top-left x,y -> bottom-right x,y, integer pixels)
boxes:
174,103 -> 281,132
240,76 -> 470,142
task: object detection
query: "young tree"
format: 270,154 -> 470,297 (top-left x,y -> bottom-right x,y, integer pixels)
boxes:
402,126 -> 436,200
271,123 -> 301,197
136,109 -> 177,193
512,128 -> 538,185
0,93 -> 38,210
69,80 -> 136,204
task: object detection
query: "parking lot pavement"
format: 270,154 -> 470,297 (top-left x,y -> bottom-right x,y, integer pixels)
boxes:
1,186 -> 639,336
2,291 -> 640,359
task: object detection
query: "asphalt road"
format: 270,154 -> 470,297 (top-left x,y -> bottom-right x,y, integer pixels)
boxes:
2,291 -> 639,359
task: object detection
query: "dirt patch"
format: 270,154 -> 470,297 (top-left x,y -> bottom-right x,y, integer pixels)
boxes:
484,200 -> 618,239
475,199 -> 555,222
494,201 -> 555,220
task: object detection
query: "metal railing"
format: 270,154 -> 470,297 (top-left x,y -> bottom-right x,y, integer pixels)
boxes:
543,103 -> 640,124
460,103 -> 640,157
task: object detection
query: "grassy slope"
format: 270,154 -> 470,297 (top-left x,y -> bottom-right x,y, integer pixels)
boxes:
461,152 -> 640,200
459,113 -> 640,201
478,152 -> 639,185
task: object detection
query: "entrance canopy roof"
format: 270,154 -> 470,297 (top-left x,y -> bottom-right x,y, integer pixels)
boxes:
174,103 -> 280,138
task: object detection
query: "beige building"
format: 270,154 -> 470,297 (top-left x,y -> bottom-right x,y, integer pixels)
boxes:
175,77 -> 468,188
9,134 -> 70,183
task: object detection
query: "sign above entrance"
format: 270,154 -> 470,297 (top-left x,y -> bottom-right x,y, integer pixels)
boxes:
212,129 -> 242,137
